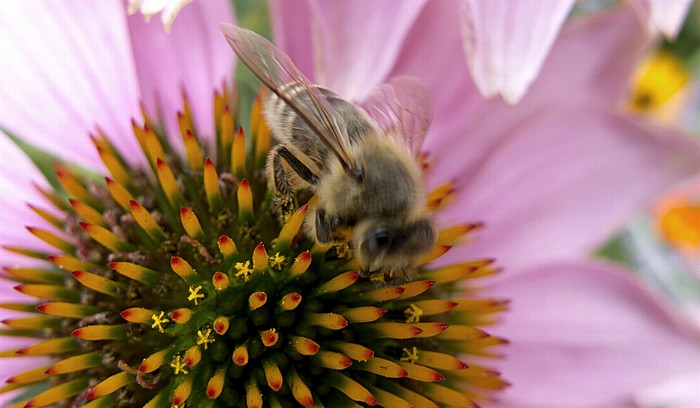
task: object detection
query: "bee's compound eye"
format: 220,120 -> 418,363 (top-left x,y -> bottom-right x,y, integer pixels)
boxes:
367,226 -> 392,256
350,168 -> 364,183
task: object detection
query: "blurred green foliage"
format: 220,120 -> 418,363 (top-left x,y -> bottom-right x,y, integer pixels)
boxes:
232,0 -> 271,132
3,130 -> 65,192
595,235 -> 634,267
664,2 -> 700,72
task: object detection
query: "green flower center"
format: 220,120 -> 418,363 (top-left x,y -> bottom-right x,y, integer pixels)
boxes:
0,87 -> 508,407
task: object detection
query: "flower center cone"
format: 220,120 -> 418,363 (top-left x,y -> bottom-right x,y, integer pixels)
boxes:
0,86 -> 508,407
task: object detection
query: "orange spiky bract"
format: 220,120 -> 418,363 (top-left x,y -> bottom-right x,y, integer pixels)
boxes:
0,86 -> 507,407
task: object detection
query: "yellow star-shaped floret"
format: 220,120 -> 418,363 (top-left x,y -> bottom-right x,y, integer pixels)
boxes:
404,303 -> 423,324
400,346 -> 419,364
170,354 -> 189,375
269,252 -> 286,270
197,327 -> 215,350
151,310 -> 170,333
187,285 -> 205,305
234,260 -> 254,281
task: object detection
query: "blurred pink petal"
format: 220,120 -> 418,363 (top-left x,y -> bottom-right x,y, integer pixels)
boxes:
278,2 -> 653,182
416,3 -> 650,161
270,0 -> 316,79
0,1 -> 142,170
459,0 -> 576,104
128,0 -> 194,31
382,0 -> 478,154
490,261 -> 700,407
0,284 -> 47,404
0,133 -> 64,262
630,0 -> 693,38
271,0 -> 476,146
307,0 -> 428,101
379,6 -> 689,273
634,368 -> 700,407
0,136 -> 54,400
271,0 -> 428,101
436,113 -> 700,275
0,278 -> 45,335
0,134 -> 54,222
0,351 -> 46,407
458,0 -> 691,102
127,0 -> 235,153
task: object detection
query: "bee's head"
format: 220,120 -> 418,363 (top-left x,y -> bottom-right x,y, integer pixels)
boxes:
354,217 -> 435,275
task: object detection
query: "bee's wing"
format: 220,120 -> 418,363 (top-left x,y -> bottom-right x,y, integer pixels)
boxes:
220,24 -> 356,171
360,76 -> 432,158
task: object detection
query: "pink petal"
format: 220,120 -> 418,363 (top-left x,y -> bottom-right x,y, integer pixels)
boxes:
384,0 -> 480,154
489,261 -> 700,407
0,322 -> 48,405
0,1 -> 144,170
391,3 -> 649,170
0,354 -> 47,406
271,0 -> 428,101
522,6 -> 651,109
127,0 -> 235,153
270,0 -> 316,79
0,280 -> 42,323
271,3 -> 648,165
137,0 -> 170,15
160,0 -> 194,31
0,140 -> 63,396
0,277 -> 47,361
634,368 -> 700,407
0,134 -> 64,263
0,134 -> 54,218
133,0 -> 194,31
459,0 -> 576,104
629,0 -> 693,38
434,112 -> 700,275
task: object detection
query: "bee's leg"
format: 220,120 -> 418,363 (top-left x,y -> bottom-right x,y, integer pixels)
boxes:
270,146 -> 293,197
315,208 -> 332,244
360,267 -> 414,288
277,146 -> 319,185
268,145 -> 298,221
315,209 -> 346,244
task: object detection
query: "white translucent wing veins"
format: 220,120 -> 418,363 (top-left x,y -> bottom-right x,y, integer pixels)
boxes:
220,24 -> 357,172
360,76 -> 433,158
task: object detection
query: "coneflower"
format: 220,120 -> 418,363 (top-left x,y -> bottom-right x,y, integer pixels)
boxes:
0,87 -> 507,407
5,3 -> 700,407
